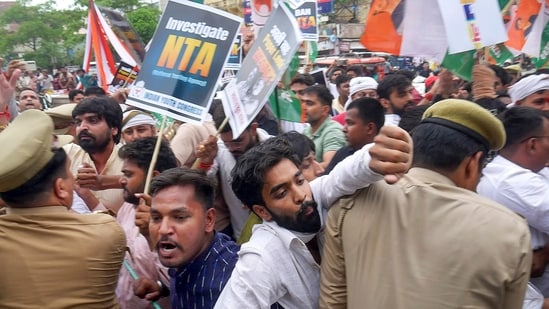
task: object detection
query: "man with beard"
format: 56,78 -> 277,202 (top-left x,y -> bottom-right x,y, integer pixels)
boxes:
63,96 -> 125,212
112,137 -> 177,308
214,124 -> 412,308
205,102 -> 273,240
376,73 -> 415,126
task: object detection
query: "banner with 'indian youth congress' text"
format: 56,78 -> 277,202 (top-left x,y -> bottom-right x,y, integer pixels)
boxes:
126,0 -> 242,124
222,4 -> 303,138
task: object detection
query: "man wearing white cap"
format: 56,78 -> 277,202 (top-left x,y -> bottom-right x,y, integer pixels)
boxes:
121,109 -> 157,144
332,76 -> 379,125
508,74 -> 549,111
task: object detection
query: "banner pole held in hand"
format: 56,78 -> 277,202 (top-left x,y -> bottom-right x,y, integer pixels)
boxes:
144,115 -> 167,195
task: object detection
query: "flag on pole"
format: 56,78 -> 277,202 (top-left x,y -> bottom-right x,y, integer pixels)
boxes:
83,0 -> 139,91
361,0 -> 404,55
505,0 -> 541,51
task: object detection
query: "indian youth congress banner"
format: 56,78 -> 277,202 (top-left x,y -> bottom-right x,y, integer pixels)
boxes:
222,4 -> 303,137
127,0 -> 242,124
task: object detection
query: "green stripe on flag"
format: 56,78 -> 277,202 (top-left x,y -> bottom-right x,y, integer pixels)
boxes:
269,88 -> 302,123
533,22 -> 549,69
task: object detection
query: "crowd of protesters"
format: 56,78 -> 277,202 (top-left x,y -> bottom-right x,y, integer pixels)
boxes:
2,46 -> 549,309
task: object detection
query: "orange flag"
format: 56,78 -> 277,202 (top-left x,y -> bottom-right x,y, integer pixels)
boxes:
361,0 -> 404,55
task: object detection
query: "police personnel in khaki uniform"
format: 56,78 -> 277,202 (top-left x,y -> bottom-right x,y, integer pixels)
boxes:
0,110 -> 126,308
320,99 -> 532,309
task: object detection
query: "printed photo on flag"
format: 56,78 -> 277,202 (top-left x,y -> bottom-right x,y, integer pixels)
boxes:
506,0 -> 541,51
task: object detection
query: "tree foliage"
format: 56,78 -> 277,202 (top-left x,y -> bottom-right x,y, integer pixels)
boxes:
0,0 -> 86,69
127,6 -> 161,44
0,0 -> 159,70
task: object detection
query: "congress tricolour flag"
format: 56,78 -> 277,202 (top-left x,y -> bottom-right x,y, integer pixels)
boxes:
362,0 -> 507,62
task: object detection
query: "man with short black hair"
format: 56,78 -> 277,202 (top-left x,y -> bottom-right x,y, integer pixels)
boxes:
301,85 -> 345,168
64,96 -> 125,212
325,97 -> 385,174
69,89 -> 85,104
18,87 -> 42,111
478,107 -> 549,297
0,110 -> 126,308
135,167 -> 240,308
321,99 -> 531,308
84,86 -> 107,97
215,125 -> 412,308
112,137 -> 177,309
377,73 -> 415,126
331,74 -> 351,115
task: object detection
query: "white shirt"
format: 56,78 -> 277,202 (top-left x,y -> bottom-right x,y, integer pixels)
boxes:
214,144 -> 384,308
384,114 -> 401,126
208,128 -> 272,239
523,282 -> 544,309
478,155 -> 549,296
477,155 -> 549,235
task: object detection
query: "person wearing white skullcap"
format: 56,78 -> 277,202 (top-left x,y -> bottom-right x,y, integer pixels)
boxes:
508,74 -> 549,111
344,77 -> 379,110
332,76 -> 379,126
121,109 -> 157,144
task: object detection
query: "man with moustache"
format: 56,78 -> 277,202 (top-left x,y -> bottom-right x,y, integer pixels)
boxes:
134,167 -> 241,308
320,100 -> 531,308
301,85 -> 346,168
377,73 -> 415,126
112,137 -> 177,308
207,102 -> 273,239
63,96 -> 125,212
18,87 -> 42,111
215,124 -> 412,308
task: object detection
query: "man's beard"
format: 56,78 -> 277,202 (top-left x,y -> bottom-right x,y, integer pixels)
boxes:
392,101 -> 414,116
269,200 -> 321,234
78,131 -> 111,154
123,186 -> 141,205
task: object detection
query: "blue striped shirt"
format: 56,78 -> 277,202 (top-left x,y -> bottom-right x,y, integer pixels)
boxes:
169,232 -> 240,309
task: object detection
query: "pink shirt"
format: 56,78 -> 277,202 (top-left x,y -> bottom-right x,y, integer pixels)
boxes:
116,202 -> 171,309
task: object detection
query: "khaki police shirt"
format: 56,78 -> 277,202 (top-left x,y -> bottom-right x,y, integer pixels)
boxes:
0,206 -> 126,308
320,168 -> 532,309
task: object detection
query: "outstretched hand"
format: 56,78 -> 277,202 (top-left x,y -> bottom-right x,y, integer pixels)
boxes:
0,58 -> 22,112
